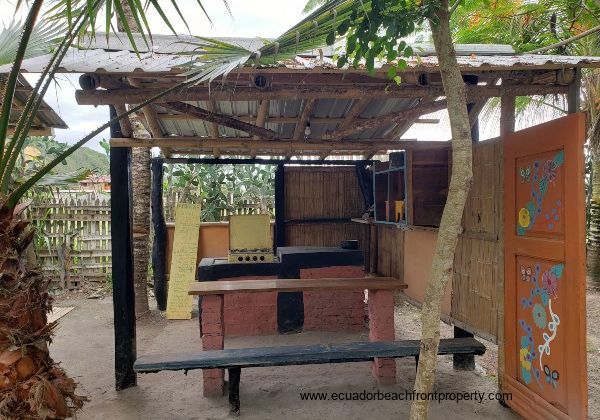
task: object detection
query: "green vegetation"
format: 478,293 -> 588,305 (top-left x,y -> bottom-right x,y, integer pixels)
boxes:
54,145 -> 109,175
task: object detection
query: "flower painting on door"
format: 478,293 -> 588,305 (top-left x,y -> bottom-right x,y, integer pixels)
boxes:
514,148 -> 568,409
516,150 -> 564,237
518,261 -> 564,388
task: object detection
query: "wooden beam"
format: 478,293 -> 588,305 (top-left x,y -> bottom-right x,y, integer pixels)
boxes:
331,100 -> 448,140
109,105 -> 136,391
339,98 -> 371,130
128,78 -> 163,138
75,84 -> 570,106
162,102 -> 280,139
252,99 -> 270,157
293,99 -> 316,141
114,104 -> 133,138
567,67 -> 581,113
111,137 -> 447,153
468,100 -> 487,128
206,100 -> 221,157
275,164 -> 285,248
363,151 -> 378,160
150,158 -> 167,310
417,118 -> 440,124
142,105 -> 164,138
254,100 -> 270,134
317,97 -> 369,164
500,94 -> 516,137
465,75 -> 480,144
156,114 -> 441,125
188,277 -> 406,295
384,99 -> 433,140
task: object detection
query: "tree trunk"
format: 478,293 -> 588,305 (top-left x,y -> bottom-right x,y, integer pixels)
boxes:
131,126 -> 151,316
409,2 -> 473,419
117,3 -> 150,316
0,205 -> 86,418
587,115 -> 600,287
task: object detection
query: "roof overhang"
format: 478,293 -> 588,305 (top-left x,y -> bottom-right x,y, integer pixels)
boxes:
5,33 -> 597,158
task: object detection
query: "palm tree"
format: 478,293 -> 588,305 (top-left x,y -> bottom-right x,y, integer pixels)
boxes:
116,1 -> 151,316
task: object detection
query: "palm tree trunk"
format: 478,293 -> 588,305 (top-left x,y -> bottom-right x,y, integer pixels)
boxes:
131,125 -> 151,316
587,114 -> 600,287
0,205 -> 85,418
117,2 -> 150,316
409,2 -> 473,419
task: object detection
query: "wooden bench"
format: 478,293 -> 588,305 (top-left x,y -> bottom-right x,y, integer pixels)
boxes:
134,337 -> 486,416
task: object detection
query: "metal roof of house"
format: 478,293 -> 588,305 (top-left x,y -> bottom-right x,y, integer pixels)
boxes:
4,33 -> 599,75
3,76 -> 68,136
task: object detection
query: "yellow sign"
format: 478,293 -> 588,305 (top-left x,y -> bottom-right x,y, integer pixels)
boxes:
166,203 -> 201,319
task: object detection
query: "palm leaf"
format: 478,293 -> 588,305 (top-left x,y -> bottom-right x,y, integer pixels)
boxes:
0,20 -> 64,66
35,169 -> 92,186
181,0 -> 370,84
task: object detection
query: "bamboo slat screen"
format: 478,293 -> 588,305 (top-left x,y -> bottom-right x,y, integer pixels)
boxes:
283,166 -> 370,263
451,138 -> 503,341
373,140 -> 503,341
376,225 -> 404,279
284,166 -> 365,219
29,198 -> 112,290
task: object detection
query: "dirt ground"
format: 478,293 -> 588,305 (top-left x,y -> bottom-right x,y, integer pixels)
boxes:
48,290 -> 526,420
49,288 -> 600,420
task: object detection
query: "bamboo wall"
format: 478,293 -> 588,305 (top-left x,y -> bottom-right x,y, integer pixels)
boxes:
283,166 -> 370,262
451,138 -> 503,341
375,139 -> 503,339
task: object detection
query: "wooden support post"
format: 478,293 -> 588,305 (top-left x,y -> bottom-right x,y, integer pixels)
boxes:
568,67 -> 581,114
151,158 -> 167,311
109,105 -> 137,390
275,164 -> 285,248
369,224 -> 378,274
228,368 -> 241,417
452,326 -> 475,370
465,75 -> 480,142
500,94 -> 516,137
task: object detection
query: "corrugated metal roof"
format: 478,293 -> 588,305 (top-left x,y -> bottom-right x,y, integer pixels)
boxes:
4,33 -> 599,75
7,76 -> 68,130
5,33 -> 598,157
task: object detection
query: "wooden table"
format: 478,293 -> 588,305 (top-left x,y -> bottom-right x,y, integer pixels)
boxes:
189,276 -> 407,396
188,277 -> 407,295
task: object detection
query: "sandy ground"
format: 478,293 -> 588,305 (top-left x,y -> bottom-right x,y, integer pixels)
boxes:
49,293 -> 522,420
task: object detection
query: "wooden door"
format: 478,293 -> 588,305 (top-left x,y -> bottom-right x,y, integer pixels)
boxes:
504,113 -> 587,419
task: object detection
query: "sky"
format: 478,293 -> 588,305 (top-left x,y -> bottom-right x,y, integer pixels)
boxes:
22,0 -> 309,152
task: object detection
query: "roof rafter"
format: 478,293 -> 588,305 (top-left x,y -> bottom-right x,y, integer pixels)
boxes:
155,114 -> 440,125
330,100 -> 448,140
206,100 -> 221,158
293,98 -> 317,141
161,102 -> 281,139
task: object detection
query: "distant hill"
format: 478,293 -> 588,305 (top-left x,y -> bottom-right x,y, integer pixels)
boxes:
53,147 -> 109,175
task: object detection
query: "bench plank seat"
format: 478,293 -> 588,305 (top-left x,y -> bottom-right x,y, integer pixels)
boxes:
134,338 -> 485,416
133,338 -> 485,373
